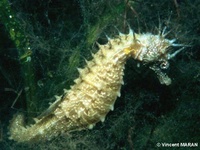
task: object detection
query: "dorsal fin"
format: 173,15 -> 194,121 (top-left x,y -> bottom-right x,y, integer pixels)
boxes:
36,94 -> 64,119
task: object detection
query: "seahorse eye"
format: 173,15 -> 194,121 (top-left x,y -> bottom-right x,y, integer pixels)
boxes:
160,61 -> 169,70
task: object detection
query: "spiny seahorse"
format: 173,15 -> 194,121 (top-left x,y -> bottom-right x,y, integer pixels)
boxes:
9,27 -> 184,142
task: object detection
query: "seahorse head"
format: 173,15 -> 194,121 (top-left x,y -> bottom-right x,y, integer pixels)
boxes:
130,32 -> 185,64
124,28 -> 187,85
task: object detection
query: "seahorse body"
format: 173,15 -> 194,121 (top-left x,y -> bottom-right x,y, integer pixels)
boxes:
9,28 -> 179,142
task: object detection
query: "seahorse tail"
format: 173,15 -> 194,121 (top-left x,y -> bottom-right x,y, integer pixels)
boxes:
8,113 -> 27,142
8,112 -> 61,142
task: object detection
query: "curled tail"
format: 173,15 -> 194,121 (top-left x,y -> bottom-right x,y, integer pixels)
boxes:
8,112 -> 63,142
8,113 -> 26,141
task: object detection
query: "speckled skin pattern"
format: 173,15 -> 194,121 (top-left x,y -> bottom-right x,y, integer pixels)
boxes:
9,28 -> 176,142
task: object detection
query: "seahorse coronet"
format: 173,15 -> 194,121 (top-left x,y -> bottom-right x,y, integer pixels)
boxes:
8,27 -> 183,143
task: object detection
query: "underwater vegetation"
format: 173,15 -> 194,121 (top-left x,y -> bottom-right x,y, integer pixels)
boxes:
0,0 -> 200,149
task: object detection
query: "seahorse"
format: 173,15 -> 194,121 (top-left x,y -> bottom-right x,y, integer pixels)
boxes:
8,27 -> 184,142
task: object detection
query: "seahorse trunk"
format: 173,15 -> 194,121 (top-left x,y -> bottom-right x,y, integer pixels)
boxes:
9,30 -> 134,142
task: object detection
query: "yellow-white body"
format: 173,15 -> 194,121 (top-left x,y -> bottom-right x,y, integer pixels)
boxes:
9,29 -> 179,142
